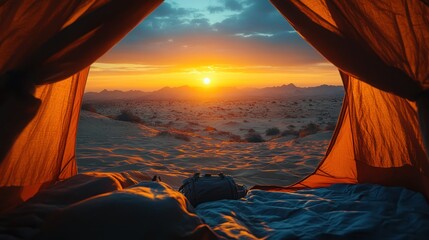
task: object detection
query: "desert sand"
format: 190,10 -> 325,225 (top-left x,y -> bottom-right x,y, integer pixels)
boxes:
5,94 -> 429,240
77,95 -> 342,189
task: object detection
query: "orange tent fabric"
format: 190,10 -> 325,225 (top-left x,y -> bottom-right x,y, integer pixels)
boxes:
0,0 -> 162,211
254,0 -> 429,199
1,0 -> 429,212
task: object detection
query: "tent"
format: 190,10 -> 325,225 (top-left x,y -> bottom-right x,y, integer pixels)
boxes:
254,0 -> 429,197
0,0 -> 428,213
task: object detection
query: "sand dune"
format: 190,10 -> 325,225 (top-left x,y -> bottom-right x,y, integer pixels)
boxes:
77,97 -> 341,189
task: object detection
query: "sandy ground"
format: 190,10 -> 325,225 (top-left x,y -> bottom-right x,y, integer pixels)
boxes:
76,96 -> 342,188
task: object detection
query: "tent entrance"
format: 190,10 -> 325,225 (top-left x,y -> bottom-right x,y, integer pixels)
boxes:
77,0 -> 344,189
1,0 -> 429,212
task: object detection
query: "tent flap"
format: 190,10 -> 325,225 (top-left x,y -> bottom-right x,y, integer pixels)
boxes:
265,0 -> 429,199
0,0 -> 163,211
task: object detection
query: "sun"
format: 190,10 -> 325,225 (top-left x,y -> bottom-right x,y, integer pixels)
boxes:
203,77 -> 211,85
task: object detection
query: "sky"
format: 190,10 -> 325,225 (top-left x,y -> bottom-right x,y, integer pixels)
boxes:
87,0 -> 341,92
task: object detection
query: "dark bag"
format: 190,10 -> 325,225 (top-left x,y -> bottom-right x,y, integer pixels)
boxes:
179,173 -> 247,207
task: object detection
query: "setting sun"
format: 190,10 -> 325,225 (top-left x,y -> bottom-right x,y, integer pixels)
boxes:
203,77 -> 211,85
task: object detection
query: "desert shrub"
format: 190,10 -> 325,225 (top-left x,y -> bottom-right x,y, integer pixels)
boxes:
248,128 -> 256,133
298,123 -> 321,138
115,109 -> 143,123
157,131 -> 173,137
265,127 -> 280,136
281,130 -> 299,137
225,121 -> 239,126
204,126 -> 217,132
173,133 -> 191,142
187,121 -> 200,126
81,103 -> 97,113
229,134 -> 242,142
280,124 -> 298,137
245,132 -> 265,143
156,131 -> 191,142
325,122 -> 337,131
182,127 -> 197,132
216,131 -> 231,136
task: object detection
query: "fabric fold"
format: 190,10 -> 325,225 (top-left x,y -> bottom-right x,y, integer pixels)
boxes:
0,0 -> 163,210
269,0 -> 429,199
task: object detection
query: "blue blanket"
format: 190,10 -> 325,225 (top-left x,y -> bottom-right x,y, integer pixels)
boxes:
196,184 -> 429,239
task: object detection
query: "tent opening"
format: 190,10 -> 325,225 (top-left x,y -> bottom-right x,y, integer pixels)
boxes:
77,0 -> 343,189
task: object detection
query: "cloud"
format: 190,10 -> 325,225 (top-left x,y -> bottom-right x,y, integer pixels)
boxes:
234,33 -> 275,38
207,6 -> 224,14
90,63 -> 171,72
118,0 -> 292,42
115,2 -> 214,44
224,0 -> 243,11
213,1 -> 293,36
152,2 -> 191,17
207,0 -> 244,13
98,0 -> 325,67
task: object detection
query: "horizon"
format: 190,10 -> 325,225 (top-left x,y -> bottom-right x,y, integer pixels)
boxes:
86,0 -> 341,92
85,83 -> 344,93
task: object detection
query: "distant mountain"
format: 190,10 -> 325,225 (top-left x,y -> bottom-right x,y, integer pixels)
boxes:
83,84 -> 343,101
83,89 -> 149,101
149,86 -> 203,99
